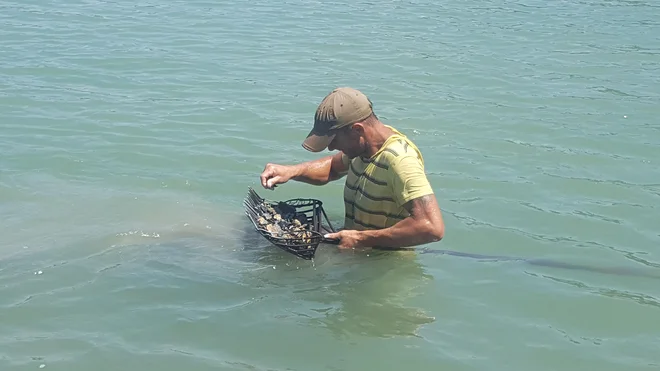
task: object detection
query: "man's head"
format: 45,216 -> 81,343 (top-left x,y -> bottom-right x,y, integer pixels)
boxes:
302,87 -> 376,158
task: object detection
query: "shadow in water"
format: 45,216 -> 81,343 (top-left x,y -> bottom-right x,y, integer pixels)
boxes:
307,253 -> 436,340
419,248 -> 660,280
239,245 -> 437,339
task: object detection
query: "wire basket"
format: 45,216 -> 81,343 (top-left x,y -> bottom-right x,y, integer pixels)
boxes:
243,187 -> 338,260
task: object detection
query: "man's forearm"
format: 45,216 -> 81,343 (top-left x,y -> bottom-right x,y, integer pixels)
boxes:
291,156 -> 334,186
290,152 -> 346,186
358,217 -> 443,249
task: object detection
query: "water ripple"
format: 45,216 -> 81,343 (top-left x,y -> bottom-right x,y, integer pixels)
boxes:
2,0 -> 660,369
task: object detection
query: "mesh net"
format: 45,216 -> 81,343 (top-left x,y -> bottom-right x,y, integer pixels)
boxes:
243,187 -> 338,260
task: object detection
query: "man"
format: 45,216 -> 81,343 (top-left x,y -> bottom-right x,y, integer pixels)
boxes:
260,87 -> 445,250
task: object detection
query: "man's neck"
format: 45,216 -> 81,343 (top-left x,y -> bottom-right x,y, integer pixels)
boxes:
362,122 -> 395,158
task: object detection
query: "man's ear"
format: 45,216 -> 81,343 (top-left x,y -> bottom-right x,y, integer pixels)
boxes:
351,122 -> 366,135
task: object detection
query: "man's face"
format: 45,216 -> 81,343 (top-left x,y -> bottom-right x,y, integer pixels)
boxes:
327,124 -> 365,159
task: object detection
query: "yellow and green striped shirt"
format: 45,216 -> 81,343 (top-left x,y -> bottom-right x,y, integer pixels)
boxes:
340,126 -> 434,231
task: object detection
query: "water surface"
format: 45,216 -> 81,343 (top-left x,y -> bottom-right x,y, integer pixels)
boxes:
1,0 -> 659,370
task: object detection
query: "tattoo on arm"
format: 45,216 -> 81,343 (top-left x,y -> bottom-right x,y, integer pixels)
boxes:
404,194 -> 434,216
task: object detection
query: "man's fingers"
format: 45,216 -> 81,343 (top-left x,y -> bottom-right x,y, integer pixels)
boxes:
260,164 -> 274,188
261,171 -> 275,189
324,232 -> 339,240
260,171 -> 270,188
266,177 -> 276,189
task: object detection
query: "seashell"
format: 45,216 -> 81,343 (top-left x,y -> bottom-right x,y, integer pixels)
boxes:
266,223 -> 283,237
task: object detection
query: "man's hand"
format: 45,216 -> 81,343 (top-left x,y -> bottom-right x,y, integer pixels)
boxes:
260,163 -> 297,189
324,230 -> 365,249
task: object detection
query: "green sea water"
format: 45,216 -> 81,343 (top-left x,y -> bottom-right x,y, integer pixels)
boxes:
1,0 -> 659,370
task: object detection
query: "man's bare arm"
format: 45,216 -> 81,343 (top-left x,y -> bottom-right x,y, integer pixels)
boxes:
357,194 -> 445,249
261,151 -> 348,188
291,151 -> 348,185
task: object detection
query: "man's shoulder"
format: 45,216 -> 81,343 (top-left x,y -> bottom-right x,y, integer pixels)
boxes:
379,128 -> 425,165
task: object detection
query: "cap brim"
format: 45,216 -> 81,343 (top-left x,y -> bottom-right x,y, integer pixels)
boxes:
302,129 -> 335,152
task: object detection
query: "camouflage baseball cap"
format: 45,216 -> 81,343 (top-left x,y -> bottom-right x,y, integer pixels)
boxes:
302,87 -> 373,152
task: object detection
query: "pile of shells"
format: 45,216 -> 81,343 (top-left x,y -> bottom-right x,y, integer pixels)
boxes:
255,201 -> 315,246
